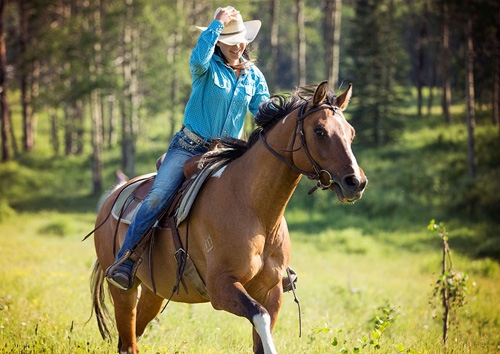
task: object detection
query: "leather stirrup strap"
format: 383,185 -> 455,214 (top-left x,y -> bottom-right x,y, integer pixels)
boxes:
168,216 -> 189,294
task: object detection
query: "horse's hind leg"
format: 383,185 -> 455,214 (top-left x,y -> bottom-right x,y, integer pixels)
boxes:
135,286 -> 165,339
108,285 -> 140,354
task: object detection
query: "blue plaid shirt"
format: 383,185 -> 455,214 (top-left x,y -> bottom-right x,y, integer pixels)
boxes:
183,20 -> 270,140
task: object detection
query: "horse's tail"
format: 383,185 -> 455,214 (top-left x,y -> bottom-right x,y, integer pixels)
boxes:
89,259 -> 114,340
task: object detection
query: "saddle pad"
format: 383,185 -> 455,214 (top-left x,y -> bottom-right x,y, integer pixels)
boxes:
111,173 -> 156,224
110,160 -> 228,226
176,159 -> 228,227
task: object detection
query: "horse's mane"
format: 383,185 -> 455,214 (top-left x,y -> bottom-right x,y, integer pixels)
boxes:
202,83 -> 337,164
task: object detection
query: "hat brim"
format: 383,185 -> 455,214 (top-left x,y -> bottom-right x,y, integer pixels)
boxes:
196,20 -> 261,45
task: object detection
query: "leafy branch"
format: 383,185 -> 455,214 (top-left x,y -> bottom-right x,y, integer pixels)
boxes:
331,304 -> 401,353
428,220 -> 470,352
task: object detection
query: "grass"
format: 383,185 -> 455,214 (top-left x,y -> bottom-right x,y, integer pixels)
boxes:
1,211 -> 499,353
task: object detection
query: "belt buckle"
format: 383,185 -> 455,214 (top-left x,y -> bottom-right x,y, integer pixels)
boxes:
184,127 -> 212,149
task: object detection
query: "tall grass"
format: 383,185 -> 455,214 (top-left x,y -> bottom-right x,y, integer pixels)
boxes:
1,211 -> 499,353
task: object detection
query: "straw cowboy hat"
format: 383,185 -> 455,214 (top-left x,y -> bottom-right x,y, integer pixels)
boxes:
196,7 -> 261,46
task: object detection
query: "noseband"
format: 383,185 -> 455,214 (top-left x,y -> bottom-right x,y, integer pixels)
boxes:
259,102 -> 340,194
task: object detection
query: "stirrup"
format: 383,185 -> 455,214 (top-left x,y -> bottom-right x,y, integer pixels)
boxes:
105,250 -> 142,291
282,267 -> 298,293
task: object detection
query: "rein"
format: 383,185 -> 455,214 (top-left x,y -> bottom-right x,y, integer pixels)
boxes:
259,102 -> 340,194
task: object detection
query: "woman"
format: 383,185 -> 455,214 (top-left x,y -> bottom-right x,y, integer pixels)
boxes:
106,6 -> 270,291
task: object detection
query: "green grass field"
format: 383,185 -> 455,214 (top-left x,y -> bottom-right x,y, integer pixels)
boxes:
1,210 -> 499,353
1,89 -> 499,352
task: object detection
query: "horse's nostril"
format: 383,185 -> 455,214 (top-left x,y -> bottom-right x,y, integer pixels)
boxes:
344,175 -> 359,189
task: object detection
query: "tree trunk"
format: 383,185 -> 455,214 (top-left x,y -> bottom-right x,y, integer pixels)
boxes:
427,63 -> 436,116
107,95 -> 117,147
440,2 -> 451,124
50,107 -> 60,155
269,0 -> 280,91
324,0 -> 342,88
493,8 -> 499,130
416,0 -> 428,118
121,0 -> 138,177
31,56 -> 39,149
296,0 -> 306,85
465,7 -> 476,179
0,0 -> 10,162
65,0 -> 83,156
19,1 -> 34,152
168,0 -> 183,141
90,0 -> 103,194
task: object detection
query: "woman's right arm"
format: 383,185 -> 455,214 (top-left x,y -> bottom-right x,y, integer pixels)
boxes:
190,7 -> 240,76
190,20 -> 223,76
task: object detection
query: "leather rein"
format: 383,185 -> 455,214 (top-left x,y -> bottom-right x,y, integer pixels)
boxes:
259,102 -> 340,195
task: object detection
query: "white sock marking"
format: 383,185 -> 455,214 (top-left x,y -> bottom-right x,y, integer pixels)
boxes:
253,313 -> 277,354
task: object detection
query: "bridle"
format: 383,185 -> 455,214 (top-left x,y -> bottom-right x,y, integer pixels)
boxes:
259,101 -> 341,195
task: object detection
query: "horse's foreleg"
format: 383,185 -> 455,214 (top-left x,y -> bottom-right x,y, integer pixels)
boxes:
108,285 -> 140,354
209,278 -> 277,354
252,285 -> 283,354
135,286 -> 165,339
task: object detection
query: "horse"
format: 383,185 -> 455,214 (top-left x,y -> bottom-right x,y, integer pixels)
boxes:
89,81 -> 367,354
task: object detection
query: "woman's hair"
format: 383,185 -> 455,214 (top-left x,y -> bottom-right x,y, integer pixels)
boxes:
215,45 -> 254,70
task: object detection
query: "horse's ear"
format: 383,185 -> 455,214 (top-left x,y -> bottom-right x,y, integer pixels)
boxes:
311,81 -> 328,107
336,83 -> 352,111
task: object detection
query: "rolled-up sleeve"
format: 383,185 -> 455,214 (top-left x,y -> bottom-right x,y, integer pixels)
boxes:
190,20 -> 224,76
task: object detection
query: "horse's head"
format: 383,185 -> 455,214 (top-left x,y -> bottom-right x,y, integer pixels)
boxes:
291,81 -> 367,203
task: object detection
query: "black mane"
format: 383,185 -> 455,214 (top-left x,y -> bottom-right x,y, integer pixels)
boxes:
202,83 -> 337,164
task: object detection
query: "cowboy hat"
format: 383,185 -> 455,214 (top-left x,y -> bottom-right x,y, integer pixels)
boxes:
196,7 -> 261,46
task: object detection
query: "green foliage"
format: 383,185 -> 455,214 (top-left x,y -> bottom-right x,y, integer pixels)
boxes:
0,199 -> 16,223
331,304 -> 401,353
428,221 -> 471,310
428,220 -> 473,349
38,219 -> 76,238
346,0 -> 410,145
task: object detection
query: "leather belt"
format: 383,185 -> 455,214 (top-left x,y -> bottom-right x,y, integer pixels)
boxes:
182,127 -> 212,149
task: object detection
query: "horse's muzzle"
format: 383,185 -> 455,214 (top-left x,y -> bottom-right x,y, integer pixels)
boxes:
332,171 -> 367,203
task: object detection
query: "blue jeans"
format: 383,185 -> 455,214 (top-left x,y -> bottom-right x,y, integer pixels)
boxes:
116,129 -> 211,260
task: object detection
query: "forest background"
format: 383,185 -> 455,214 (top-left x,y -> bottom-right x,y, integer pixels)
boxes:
1,0 -> 499,251
0,0 -> 500,352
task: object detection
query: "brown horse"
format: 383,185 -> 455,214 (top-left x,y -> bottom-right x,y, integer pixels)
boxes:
90,81 -> 367,354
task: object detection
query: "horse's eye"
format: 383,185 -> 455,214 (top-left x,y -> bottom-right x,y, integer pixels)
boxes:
315,127 -> 327,137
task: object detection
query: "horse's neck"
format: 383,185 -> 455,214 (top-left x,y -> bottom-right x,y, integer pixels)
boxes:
238,117 -> 302,226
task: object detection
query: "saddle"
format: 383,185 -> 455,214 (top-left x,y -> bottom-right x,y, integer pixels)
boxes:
111,153 -> 209,225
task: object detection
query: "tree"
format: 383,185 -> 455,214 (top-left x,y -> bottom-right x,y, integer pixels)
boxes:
269,0 -> 280,91
465,0 -> 476,179
90,0 -> 104,194
120,0 -> 140,177
323,0 -> 342,88
415,0 -> 429,117
494,8 -> 499,130
296,0 -> 306,85
19,1 -> 34,152
0,0 -> 10,161
348,0 -> 408,145
439,1 -> 451,124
